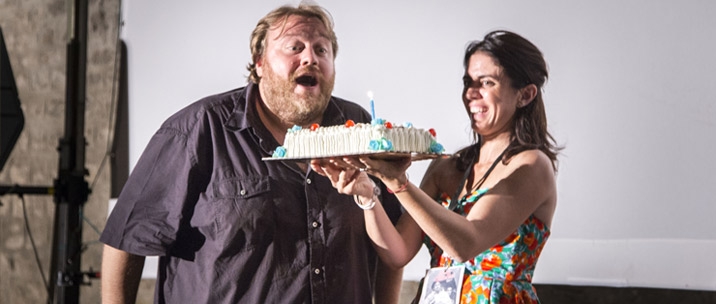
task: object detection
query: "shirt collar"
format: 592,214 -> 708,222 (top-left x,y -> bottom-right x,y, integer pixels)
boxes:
224,83 -> 257,131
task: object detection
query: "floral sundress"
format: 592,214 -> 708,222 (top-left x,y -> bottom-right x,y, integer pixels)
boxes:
422,189 -> 550,304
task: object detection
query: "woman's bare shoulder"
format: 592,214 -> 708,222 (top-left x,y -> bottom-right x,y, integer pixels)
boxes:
508,149 -> 553,171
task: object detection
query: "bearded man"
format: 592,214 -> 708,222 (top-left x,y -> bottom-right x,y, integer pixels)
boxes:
100,4 -> 404,304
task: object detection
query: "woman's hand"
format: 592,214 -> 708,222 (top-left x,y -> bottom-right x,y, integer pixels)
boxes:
358,156 -> 411,180
310,158 -> 375,198
311,155 -> 413,194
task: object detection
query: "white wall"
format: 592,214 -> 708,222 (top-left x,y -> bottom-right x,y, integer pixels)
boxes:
120,0 -> 716,290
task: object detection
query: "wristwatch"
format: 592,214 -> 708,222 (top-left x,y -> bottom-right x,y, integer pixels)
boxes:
354,182 -> 380,210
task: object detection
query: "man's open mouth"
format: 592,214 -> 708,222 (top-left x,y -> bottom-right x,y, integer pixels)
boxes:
295,75 -> 318,87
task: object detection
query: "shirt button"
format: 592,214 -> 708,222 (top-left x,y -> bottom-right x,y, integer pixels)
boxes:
311,221 -> 320,228
306,178 -> 312,184
240,189 -> 247,196
314,268 -> 321,275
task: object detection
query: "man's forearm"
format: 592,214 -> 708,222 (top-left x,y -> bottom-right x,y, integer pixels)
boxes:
101,245 -> 145,304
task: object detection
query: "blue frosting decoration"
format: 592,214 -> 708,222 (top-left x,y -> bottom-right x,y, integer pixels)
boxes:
290,125 -> 302,132
403,122 -> 413,128
369,140 -> 381,151
369,138 -> 394,151
371,118 -> 386,126
430,141 -> 444,153
272,146 -> 287,157
382,138 -> 393,150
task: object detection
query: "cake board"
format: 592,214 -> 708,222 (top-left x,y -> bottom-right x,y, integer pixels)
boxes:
262,151 -> 448,162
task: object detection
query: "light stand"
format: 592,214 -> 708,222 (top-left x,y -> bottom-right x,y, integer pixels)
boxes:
47,0 -> 91,303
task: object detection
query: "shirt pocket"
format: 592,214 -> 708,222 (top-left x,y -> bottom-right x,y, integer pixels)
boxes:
213,175 -> 271,199
204,175 -> 276,253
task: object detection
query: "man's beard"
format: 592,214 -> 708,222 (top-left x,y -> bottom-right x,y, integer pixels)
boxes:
258,63 -> 335,126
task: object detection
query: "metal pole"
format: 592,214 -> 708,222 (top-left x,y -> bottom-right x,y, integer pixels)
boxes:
48,0 -> 90,302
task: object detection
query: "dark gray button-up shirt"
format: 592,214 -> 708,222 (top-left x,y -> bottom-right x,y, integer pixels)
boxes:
100,84 -> 402,303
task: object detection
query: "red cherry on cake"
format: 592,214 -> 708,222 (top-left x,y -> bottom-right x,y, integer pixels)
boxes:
310,123 -> 320,131
429,128 -> 436,137
345,120 -> 355,127
385,122 -> 393,129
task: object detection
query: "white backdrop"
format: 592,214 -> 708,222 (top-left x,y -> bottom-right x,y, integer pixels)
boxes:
119,0 -> 716,290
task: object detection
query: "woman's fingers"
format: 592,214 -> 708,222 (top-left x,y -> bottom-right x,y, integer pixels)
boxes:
358,156 -> 412,180
310,158 -> 377,197
310,158 -> 361,193
309,159 -> 328,176
337,167 -> 358,188
342,157 -> 365,170
330,157 -> 361,171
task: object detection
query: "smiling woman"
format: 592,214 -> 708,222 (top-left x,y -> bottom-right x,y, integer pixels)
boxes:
310,30 -> 559,303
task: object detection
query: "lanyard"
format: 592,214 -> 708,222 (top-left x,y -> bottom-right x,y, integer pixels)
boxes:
448,146 -> 507,211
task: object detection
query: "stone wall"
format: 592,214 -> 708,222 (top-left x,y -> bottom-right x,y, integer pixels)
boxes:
0,0 -> 120,303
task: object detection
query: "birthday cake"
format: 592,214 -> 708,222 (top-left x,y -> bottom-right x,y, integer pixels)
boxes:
271,119 -> 444,159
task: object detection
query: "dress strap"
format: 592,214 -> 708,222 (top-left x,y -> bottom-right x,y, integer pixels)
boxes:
448,146 -> 507,211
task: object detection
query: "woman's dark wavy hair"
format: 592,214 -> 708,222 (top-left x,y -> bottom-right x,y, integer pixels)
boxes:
456,30 -> 561,172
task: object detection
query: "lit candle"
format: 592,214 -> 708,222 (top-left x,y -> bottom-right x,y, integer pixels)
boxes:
367,91 -> 375,121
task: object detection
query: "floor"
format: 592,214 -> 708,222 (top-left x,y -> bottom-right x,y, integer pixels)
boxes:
399,281 -> 716,304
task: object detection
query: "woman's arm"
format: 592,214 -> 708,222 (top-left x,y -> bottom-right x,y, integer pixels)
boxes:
363,197 -> 424,268
363,150 -> 556,262
373,259 -> 403,304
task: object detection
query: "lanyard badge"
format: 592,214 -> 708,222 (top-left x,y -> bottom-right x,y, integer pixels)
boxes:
418,265 -> 466,304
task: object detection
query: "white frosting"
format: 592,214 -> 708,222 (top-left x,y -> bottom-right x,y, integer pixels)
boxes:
281,122 -> 437,158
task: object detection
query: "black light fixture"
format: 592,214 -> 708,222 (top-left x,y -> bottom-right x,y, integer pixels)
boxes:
0,26 -> 25,172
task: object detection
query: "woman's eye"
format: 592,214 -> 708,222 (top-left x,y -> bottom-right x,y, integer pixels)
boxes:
463,76 -> 473,87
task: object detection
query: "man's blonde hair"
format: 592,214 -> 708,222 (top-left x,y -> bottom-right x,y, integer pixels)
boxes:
246,3 -> 337,83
